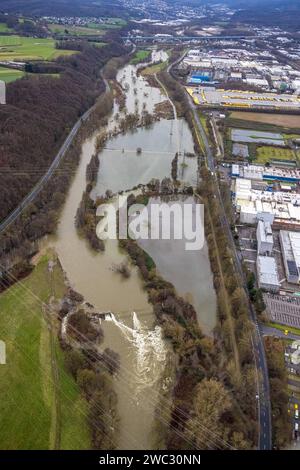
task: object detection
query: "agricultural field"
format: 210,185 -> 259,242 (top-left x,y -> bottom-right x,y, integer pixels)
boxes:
223,116 -> 300,163
230,112 -> 300,129
49,24 -> 105,36
0,66 -> 25,83
49,17 -> 126,36
255,146 -> 296,164
0,254 -> 90,450
88,18 -> 127,29
0,35 -> 76,61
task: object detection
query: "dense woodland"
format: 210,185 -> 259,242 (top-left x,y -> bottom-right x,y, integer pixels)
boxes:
0,39 -> 127,276
0,41 -> 125,222
264,337 -> 291,449
0,1 -> 127,18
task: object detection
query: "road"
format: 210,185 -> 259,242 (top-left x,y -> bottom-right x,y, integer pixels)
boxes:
261,325 -> 300,342
185,90 -> 272,450
0,77 -> 110,235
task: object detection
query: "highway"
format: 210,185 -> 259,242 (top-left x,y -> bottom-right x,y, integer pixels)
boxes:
0,78 -> 110,235
186,91 -> 272,450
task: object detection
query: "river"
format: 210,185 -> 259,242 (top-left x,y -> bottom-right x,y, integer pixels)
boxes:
48,49 -> 216,449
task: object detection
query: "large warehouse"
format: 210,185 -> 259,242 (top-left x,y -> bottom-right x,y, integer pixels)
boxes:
232,164 -> 300,184
279,230 -> 300,284
257,256 -> 280,292
257,220 -> 274,255
234,178 -> 300,227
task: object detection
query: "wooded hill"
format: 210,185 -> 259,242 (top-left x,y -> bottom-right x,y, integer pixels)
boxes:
0,40 -> 125,223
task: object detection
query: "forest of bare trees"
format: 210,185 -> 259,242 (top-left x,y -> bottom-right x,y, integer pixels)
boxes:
0,40 -> 127,279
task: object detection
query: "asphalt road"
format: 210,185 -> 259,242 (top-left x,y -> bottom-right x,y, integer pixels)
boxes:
0,78 -> 110,235
261,325 -> 300,342
186,94 -> 272,450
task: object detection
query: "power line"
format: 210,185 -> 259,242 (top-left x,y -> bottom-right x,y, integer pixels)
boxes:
0,265 -> 235,450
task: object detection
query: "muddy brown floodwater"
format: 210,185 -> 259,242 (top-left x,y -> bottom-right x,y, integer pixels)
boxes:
47,49 -> 216,449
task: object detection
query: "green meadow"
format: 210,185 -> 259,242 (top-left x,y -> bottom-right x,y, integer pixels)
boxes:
131,49 -> 151,64
0,22 -> 13,33
0,35 -> 76,61
0,66 -> 25,83
0,254 -> 90,449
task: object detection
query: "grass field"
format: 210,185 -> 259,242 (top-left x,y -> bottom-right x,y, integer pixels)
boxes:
131,49 -> 151,65
0,35 -> 76,61
283,133 -> 300,141
0,253 -> 90,449
230,112 -> 300,129
199,111 -> 209,135
141,60 -> 168,75
49,18 -> 126,37
255,145 -> 295,163
0,66 -> 25,82
88,18 -> 126,29
0,23 -> 12,33
49,24 -> 106,36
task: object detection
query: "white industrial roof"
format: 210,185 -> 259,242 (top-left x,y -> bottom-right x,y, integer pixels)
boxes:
291,340 -> 300,350
291,349 -> 300,365
257,256 -> 280,287
257,220 -> 273,244
236,178 -> 300,223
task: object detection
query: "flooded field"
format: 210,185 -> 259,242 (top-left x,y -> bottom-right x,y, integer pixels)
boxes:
49,49 -> 216,449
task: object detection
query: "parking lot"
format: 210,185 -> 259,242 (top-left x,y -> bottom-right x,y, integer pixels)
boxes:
264,294 -> 300,328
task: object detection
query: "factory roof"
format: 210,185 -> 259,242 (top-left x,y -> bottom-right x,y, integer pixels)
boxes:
257,256 -> 280,288
232,164 -> 300,182
257,220 -> 273,244
291,349 -> 300,365
291,340 -> 300,350
280,230 -> 300,271
235,178 -> 300,223
245,78 -> 269,87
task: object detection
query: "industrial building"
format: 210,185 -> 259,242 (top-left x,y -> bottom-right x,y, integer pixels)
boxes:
257,255 -> 280,292
232,164 -> 300,183
182,48 -> 300,96
257,220 -> 273,255
188,70 -> 213,85
234,178 -> 300,228
279,230 -> 300,284
291,349 -> 300,366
